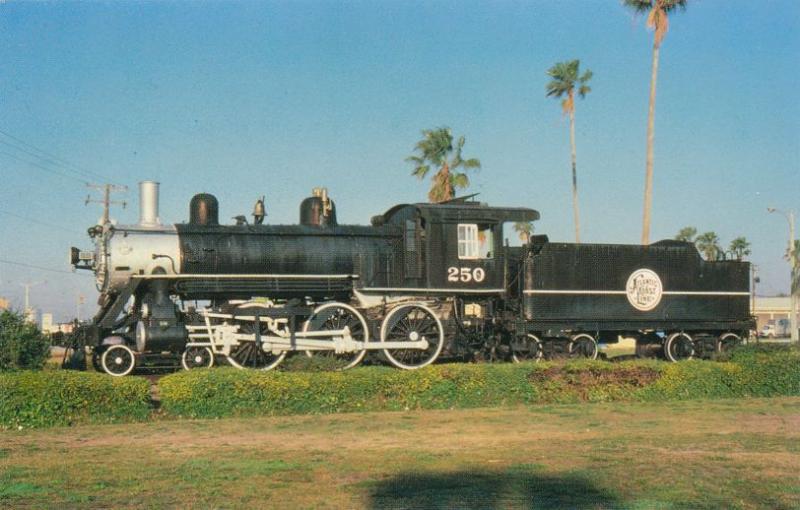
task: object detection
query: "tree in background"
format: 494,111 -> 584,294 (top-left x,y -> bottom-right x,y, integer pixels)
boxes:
514,222 -> 534,243
0,309 -> 50,371
675,226 -> 697,242
623,0 -> 689,244
407,127 -> 481,203
695,231 -> 721,261
546,59 -> 592,243
729,237 -> 752,261
785,240 -> 800,266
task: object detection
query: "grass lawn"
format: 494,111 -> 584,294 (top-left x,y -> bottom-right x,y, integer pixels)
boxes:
1,397 -> 798,509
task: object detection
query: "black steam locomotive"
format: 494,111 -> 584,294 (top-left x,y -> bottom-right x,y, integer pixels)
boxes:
70,182 -> 753,376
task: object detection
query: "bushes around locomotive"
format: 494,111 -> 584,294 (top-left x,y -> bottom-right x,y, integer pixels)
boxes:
158,345 -> 800,420
0,309 -> 50,371
2,344 -> 796,429
0,370 -> 150,429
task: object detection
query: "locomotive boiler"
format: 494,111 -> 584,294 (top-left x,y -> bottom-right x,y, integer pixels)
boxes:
70,181 -> 754,376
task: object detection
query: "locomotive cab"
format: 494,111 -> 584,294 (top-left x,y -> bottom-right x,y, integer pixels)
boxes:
377,201 -> 539,294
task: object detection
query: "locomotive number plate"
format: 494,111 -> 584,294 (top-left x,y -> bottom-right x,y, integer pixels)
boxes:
447,267 -> 486,283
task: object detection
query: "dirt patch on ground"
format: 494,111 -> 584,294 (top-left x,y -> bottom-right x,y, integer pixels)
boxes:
529,364 -> 660,399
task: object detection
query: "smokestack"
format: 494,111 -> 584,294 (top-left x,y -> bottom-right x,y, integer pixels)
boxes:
139,181 -> 160,226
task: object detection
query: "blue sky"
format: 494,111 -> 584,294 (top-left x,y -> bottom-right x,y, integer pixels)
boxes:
0,0 -> 798,321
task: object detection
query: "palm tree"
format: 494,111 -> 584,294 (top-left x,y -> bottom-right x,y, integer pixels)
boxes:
623,0 -> 688,245
729,237 -> 751,261
675,226 -> 697,242
546,59 -> 592,243
514,222 -> 534,243
407,127 -> 481,203
695,231 -> 721,261
786,240 -> 800,266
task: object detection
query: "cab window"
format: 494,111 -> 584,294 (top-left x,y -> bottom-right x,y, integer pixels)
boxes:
458,224 -> 493,259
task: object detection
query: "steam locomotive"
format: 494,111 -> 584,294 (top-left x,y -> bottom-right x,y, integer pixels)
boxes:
70,181 -> 754,376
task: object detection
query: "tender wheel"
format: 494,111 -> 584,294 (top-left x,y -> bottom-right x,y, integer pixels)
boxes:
303,302 -> 369,370
717,332 -> 744,353
100,344 -> 136,377
568,333 -> 598,360
380,303 -> 444,370
511,334 -> 544,363
181,346 -> 215,370
664,332 -> 695,362
226,302 -> 287,371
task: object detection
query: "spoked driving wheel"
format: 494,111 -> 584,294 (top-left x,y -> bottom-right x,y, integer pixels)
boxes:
226,302 -> 287,371
100,344 -> 136,377
381,303 -> 444,370
568,333 -> 599,360
182,346 -> 215,370
303,302 -> 369,370
511,334 -> 544,363
664,332 -> 695,362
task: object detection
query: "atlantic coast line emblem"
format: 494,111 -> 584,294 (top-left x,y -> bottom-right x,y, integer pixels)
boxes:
625,269 -> 663,311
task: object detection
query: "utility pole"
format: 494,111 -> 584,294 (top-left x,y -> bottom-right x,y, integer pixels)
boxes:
750,264 -> 759,316
76,293 -> 85,321
86,183 -> 127,225
19,281 -> 44,321
768,207 -> 798,343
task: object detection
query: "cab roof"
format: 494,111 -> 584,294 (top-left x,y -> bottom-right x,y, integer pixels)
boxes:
376,202 -> 540,226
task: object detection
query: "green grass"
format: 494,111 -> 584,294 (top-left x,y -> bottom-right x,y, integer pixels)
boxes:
1,397 -> 798,509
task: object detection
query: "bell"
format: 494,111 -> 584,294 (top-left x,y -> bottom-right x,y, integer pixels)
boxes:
252,196 -> 266,225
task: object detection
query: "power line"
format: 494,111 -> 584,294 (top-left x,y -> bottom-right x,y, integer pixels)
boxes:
0,138 -> 99,184
0,259 -> 85,275
0,209 -> 84,235
0,128 -> 114,184
0,150 -> 89,184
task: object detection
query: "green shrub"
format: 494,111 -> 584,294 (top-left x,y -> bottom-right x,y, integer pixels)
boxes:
159,363 -> 545,419
0,310 -> 50,371
5,344 -> 798,428
0,370 -> 151,429
160,348 -> 800,421
729,347 -> 800,397
638,360 -> 740,400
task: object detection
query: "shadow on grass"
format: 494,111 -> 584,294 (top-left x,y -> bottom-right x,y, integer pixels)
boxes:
367,469 -> 621,509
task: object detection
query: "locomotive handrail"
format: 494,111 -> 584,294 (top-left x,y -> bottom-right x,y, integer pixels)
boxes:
131,274 -> 360,279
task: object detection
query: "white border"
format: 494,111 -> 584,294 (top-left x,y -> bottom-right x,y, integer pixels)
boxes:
361,287 -> 505,294
132,274 -> 359,280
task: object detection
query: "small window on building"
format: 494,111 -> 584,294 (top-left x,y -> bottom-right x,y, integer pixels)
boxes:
458,224 -> 493,259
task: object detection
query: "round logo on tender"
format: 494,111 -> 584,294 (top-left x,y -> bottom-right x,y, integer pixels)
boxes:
625,269 -> 663,311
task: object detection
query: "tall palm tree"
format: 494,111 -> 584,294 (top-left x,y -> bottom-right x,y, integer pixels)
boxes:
407,127 -> 481,203
514,222 -> 534,243
695,231 -> 721,261
624,0 -> 688,245
786,240 -> 800,266
729,237 -> 751,261
674,226 -> 697,242
546,59 -> 592,243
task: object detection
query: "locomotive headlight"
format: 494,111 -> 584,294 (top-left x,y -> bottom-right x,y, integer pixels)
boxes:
69,247 -> 97,269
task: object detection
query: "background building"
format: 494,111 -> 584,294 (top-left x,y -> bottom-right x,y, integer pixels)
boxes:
753,296 -> 798,334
